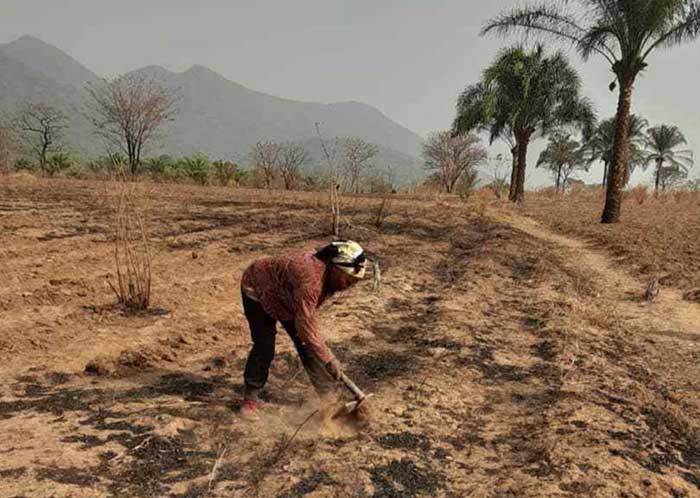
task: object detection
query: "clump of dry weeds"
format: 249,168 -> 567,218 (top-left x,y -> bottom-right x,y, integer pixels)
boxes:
107,179 -> 152,311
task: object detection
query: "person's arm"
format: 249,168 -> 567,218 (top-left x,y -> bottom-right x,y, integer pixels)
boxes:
294,299 -> 335,365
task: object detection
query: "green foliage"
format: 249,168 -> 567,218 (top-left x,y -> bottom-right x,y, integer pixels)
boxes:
179,154 -> 211,185
537,134 -> 588,191
211,160 -> 240,186
13,157 -> 35,171
454,45 -> 596,142
644,124 -> 694,191
46,152 -> 73,176
583,115 -> 648,184
144,155 -> 176,176
453,45 -> 595,202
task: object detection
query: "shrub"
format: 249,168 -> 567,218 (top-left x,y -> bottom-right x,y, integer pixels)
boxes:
180,154 -> 211,185
455,170 -> 479,200
14,157 -> 35,171
212,160 -> 239,186
144,155 -> 176,178
46,152 -> 73,176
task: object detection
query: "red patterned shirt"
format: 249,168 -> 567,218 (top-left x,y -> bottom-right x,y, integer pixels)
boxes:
241,251 -> 334,363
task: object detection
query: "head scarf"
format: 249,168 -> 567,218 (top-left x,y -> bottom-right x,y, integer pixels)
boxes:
330,240 -> 366,279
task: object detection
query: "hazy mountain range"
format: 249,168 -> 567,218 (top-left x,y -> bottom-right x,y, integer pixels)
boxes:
0,35 -> 425,184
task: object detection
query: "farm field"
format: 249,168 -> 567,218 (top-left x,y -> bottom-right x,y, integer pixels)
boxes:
524,189 -> 700,295
1,176 -> 700,497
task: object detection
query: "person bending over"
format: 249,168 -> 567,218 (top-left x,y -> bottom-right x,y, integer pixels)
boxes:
239,240 -> 366,419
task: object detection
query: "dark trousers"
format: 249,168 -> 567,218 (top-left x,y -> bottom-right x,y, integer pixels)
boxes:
242,294 -> 336,401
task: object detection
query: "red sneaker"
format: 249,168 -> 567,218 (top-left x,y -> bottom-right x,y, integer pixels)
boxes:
239,399 -> 260,420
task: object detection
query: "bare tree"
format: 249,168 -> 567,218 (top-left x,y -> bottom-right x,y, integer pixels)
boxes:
250,140 -> 282,188
278,142 -> 309,190
14,102 -> 67,174
86,74 -> 179,175
315,122 -> 342,236
423,131 -> 487,193
342,137 -> 379,194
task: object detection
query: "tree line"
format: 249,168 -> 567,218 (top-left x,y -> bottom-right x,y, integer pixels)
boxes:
448,0 -> 700,223
0,73 -> 395,193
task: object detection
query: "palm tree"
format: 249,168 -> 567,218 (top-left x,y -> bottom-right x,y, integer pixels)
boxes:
453,45 -> 595,202
584,115 -> 648,186
537,134 -> 587,192
453,83 -> 520,198
484,0 -> 700,222
643,125 -> 694,193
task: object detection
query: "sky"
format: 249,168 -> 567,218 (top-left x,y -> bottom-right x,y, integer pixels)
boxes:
2,0 -> 700,187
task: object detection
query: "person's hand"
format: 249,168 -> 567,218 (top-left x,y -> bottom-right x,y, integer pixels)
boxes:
325,358 -> 342,380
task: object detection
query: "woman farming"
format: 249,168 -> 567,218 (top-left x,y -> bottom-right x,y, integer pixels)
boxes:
239,240 -> 367,419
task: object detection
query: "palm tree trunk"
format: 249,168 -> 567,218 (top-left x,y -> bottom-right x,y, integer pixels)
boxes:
508,146 -> 518,201
601,76 -> 634,224
654,159 -> 662,195
556,165 -> 562,192
602,161 -> 608,187
511,136 -> 528,203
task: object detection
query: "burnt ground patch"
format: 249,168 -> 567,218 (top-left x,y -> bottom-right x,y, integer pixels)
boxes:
276,471 -> 335,498
413,338 -> 463,351
343,349 -> 418,387
0,467 -> 26,479
102,434 -> 216,498
37,466 -> 100,487
0,373 -> 244,496
532,340 -> 558,362
460,339 -> 531,383
369,458 -> 443,498
375,432 -> 431,452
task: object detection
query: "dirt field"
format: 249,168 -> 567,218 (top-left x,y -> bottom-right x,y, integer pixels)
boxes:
524,188 -> 700,295
1,176 -> 700,498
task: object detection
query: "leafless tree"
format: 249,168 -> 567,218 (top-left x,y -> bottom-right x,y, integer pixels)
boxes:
14,102 -> 67,174
86,74 -> 179,175
423,131 -> 487,193
342,137 -> 379,194
250,140 -> 282,188
315,122 -> 342,236
278,142 -> 309,190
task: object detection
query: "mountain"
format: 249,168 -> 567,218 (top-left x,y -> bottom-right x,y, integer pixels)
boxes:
0,35 -> 98,89
0,36 -> 425,184
0,50 -> 93,154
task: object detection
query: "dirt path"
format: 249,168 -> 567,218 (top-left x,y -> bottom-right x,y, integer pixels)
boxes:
1,179 -> 699,497
494,210 -> 700,339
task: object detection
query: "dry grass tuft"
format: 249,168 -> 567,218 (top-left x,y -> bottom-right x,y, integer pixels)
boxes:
107,179 -> 152,311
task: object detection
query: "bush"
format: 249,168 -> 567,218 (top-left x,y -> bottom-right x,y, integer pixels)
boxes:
455,170 -> 479,200
211,160 -> 239,186
144,155 -> 176,177
14,157 -> 35,171
180,154 -> 211,185
46,152 -> 73,176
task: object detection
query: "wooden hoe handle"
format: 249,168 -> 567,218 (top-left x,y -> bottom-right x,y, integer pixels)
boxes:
339,372 -> 366,401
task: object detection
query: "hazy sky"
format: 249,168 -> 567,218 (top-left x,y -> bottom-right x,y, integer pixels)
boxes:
3,0 -> 700,186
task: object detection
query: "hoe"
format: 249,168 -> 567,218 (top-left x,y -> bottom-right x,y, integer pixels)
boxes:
333,372 -> 373,418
